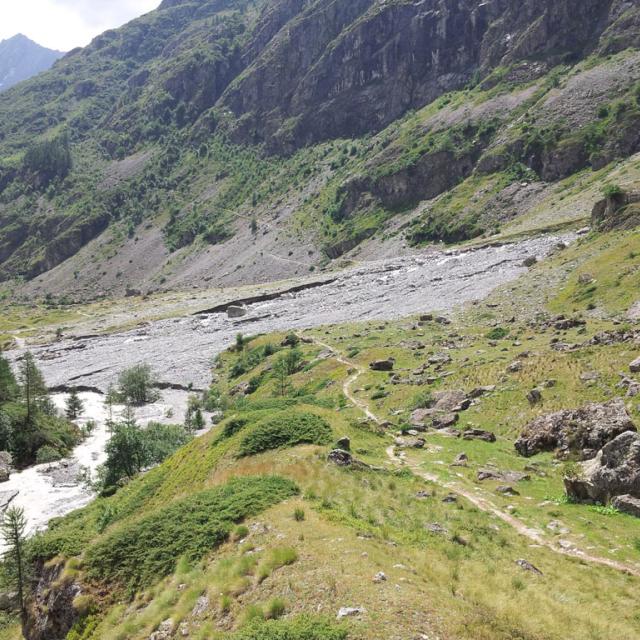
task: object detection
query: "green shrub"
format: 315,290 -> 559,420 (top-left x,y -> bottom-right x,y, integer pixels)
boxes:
221,418 -> 249,439
85,476 -> 298,593
35,445 -> 62,464
238,411 -> 332,457
410,391 -> 434,410
231,616 -> 348,640
486,327 -> 509,340
293,508 -> 305,522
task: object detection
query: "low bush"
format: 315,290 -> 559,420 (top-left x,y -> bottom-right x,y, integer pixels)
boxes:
230,616 -> 348,640
85,476 -> 298,593
238,411 -> 332,457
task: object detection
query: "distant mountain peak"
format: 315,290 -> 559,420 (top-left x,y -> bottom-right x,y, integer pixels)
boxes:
0,33 -> 64,91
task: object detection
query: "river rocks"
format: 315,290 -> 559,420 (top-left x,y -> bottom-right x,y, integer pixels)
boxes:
0,490 -> 18,512
564,431 -> 640,505
630,356 -> 640,373
369,359 -> 394,372
611,494 -> 640,518
0,452 -> 11,483
463,429 -> 496,443
227,305 -> 248,319
515,399 -> 636,460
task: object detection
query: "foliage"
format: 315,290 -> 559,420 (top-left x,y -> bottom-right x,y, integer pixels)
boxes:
602,183 -> 623,198
22,133 -> 72,188
238,411 -> 332,457
229,616 -> 348,640
486,327 -> 509,340
65,389 -> 84,420
116,364 -> 159,406
1,507 -> 28,622
84,476 -> 298,593
99,415 -> 190,491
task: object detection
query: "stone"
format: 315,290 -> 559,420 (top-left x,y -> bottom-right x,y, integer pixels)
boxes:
554,317 -> 586,331
522,256 -> 537,267
150,620 -> 175,640
526,388 -> 543,405
227,305 -> 248,318
611,494 -> 640,518
507,361 -> 523,373
463,429 -> 496,443
395,437 -> 425,449
0,452 -> 12,483
428,353 -> 452,365
565,431 -> 640,504
337,607 -> 366,620
327,449 -> 353,466
516,559 -> 543,576
515,399 -> 636,460
426,522 -> 448,535
369,359 -> 394,372
442,493 -> 458,503
496,485 -> 519,496
432,412 -> 459,429
477,469 -> 502,482
372,572 -> 387,583
468,385 -> 495,398
630,357 -> 640,373
416,490 -> 432,499
336,436 -> 351,451
191,595 -> 209,618
452,452 -> 468,466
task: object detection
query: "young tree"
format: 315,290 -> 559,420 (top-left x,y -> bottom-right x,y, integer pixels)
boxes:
1,506 -> 28,624
117,364 -> 158,406
0,353 -> 18,403
65,389 -> 84,421
18,353 -> 47,422
273,355 -> 292,398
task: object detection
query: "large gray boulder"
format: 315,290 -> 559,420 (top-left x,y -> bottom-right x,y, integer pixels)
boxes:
564,431 -> 640,505
630,356 -> 640,373
515,399 -> 636,460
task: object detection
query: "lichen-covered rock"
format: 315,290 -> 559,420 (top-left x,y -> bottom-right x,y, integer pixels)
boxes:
565,431 -> 640,505
515,399 -> 636,460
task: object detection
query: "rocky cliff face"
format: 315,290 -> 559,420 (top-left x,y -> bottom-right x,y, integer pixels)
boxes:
220,0 -> 633,151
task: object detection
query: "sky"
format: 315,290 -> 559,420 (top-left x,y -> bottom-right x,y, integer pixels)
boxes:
0,1 -> 161,52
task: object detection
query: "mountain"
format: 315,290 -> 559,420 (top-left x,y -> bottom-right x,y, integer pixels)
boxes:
0,34 -> 64,92
0,0 -> 638,302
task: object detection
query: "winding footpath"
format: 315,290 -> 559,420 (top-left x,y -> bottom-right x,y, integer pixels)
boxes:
303,334 -> 640,578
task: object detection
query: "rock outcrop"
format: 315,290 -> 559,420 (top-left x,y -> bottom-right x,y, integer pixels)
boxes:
592,189 -> 640,231
515,399 -> 636,460
564,431 -> 640,507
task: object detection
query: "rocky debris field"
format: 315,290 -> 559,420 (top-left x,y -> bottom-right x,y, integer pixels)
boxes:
9,234 -> 572,391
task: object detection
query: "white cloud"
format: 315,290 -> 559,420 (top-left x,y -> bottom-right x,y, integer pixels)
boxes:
0,0 -> 160,51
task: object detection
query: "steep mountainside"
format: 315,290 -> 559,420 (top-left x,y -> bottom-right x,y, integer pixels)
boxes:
0,0 -> 639,301
0,35 -> 63,92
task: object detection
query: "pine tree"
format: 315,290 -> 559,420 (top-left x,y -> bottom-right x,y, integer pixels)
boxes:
65,389 -> 84,421
0,353 -> 17,403
18,352 -> 47,422
1,506 -> 28,624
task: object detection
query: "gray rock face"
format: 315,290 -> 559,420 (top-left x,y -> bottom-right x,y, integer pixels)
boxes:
515,399 -> 636,460
630,356 -> 640,373
565,431 -> 640,505
611,494 -> 640,518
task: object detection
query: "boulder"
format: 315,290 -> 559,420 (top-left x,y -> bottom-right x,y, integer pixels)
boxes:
630,356 -> 640,373
432,413 -> 459,429
394,437 -> 425,449
565,431 -> 640,504
227,305 -> 248,319
327,449 -> 353,467
451,452 -> 468,466
369,359 -> 394,372
336,436 -> 351,451
463,429 -> 496,443
150,620 -> 175,640
516,559 -> 543,576
515,399 -> 636,460
611,494 -> 640,518
469,385 -> 495,398
0,452 -> 12,483
526,388 -> 543,406
337,607 -> 366,620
